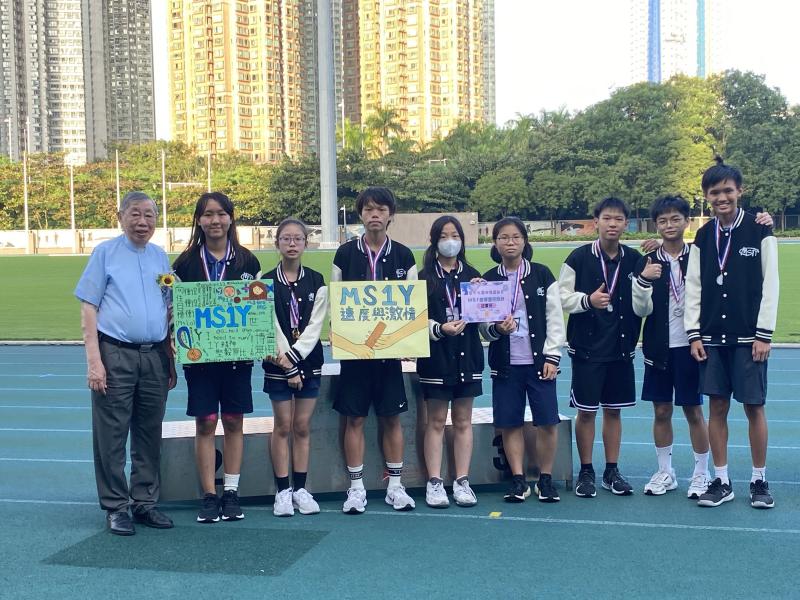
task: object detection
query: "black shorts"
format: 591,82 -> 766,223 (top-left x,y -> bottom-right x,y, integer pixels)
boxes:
334,359 -> 408,417
421,381 -> 482,402
699,345 -> 768,405
492,365 -> 559,427
184,361 -> 254,417
264,376 -> 321,402
642,346 -> 703,406
569,359 -> 636,412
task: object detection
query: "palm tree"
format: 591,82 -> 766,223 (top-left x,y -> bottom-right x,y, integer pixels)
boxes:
364,106 -> 405,155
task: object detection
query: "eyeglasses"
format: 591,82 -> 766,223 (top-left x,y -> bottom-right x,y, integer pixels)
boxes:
496,235 -> 524,243
278,236 -> 306,244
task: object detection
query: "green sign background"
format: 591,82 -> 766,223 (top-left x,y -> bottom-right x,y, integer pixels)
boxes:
172,279 -> 275,364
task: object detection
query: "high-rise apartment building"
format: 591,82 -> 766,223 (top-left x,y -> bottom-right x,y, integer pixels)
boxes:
628,0 -> 727,85
358,0 -> 493,143
168,0 -> 495,161
169,0 -> 316,162
0,0 -> 155,164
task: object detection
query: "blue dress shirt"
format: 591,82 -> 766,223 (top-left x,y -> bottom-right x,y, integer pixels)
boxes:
74,235 -> 170,343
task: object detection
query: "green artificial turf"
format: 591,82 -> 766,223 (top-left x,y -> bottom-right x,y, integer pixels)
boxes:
1,244 -> 798,341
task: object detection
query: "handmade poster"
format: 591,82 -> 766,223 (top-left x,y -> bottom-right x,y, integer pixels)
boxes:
330,281 -> 430,360
459,281 -> 513,323
172,279 -> 275,364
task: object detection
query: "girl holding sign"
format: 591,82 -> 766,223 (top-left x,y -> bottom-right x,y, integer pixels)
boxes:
263,219 -> 328,517
173,192 -> 261,524
418,216 -> 484,508
480,217 -> 566,504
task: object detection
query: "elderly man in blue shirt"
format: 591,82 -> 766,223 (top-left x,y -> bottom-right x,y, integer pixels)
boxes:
75,191 -> 177,536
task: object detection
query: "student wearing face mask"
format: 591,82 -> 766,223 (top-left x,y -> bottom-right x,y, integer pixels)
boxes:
417,216 -> 484,508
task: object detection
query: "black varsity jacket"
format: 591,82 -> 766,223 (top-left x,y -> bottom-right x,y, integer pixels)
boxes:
558,242 -> 642,362
479,259 -> 565,376
262,264 -> 327,381
632,244 -> 691,369
331,235 -> 417,282
685,210 -> 779,345
417,261 -> 484,386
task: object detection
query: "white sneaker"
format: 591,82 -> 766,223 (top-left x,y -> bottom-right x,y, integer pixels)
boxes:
643,469 -> 677,496
385,484 -> 416,511
273,488 -> 295,516
425,480 -> 450,508
687,472 -> 711,499
342,487 -> 367,514
292,488 -> 320,515
452,478 -> 478,507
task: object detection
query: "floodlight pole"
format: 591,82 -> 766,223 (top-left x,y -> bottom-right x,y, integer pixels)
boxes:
317,0 -> 339,249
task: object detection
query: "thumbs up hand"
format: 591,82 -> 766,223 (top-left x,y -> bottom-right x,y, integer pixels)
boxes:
641,257 -> 662,281
589,283 -> 610,310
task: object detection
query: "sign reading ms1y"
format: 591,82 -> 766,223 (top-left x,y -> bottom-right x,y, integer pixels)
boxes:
339,283 -> 415,306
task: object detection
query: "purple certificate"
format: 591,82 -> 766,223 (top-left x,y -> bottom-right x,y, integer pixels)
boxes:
459,281 -> 513,323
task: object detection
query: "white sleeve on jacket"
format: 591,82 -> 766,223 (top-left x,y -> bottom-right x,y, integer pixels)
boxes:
684,244 -> 702,342
632,276 -> 654,317
558,263 -> 591,314
542,281 -> 565,364
756,235 -> 779,342
286,286 -> 328,364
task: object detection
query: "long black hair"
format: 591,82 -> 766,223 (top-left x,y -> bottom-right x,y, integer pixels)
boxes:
490,216 -> 533,264
423,215 -> 474,295
173,191 -> 253,273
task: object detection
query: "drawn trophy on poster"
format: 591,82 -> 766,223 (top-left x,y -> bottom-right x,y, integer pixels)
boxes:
329,281 -> 430,360
172,279 -> 276,364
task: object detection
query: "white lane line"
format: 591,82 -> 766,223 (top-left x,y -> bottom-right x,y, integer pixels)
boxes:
312,508 -> 800,535
0,498 -> 797,536
0,458 -> 93,463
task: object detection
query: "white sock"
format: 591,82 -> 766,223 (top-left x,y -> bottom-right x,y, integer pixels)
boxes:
751,466 -> 766,483
714,464 -> 729,485
223,473 -> 240,492
693,451 -> 710,477
655,445 -> 673,473
386,461 -> 403,488
348,465 -> 365,490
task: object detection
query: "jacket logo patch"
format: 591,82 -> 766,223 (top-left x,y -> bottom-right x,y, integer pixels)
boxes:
628,272 -> 634,280
308,292 -> 315,301
537,286 -> 545,296
396,268 -> 406,278
241,272 -> 254,280
739,247 -> 759,257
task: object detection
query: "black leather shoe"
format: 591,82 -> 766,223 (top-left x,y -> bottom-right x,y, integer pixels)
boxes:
132,507 -> 174,529
107,510 -> 135,536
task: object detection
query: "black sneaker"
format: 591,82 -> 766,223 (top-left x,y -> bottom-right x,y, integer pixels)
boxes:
535,474 -> 560,503
749,479 -> 774,509
697,478 -> 734,507
602,467 -> 633,496
197,493 -> 220,523
575,469 -> 596,498
220,489 -> 244,521
503,476 -> 531,503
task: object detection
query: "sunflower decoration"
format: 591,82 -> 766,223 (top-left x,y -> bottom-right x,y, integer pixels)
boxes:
157,272 -> 179,288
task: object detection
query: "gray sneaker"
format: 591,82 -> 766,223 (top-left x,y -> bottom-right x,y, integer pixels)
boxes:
425,480 -> 450,508
452,478 -> 478,507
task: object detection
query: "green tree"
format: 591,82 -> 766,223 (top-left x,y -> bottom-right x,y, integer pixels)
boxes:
470,168 -> 529,220
364,106 -> 405,155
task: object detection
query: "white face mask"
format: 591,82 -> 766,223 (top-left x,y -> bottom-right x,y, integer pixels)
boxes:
437,238 -> 461,258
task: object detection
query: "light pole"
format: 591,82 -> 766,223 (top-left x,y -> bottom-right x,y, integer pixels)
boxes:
3,117 -> 11,161
23,119 -> 30,254
69,164 -> 77,253
340,204 -> 347,240
161,149 -> 168,250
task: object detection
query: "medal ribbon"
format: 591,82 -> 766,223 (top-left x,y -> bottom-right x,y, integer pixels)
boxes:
279,263 -> 301,329
363,235 -> 389,281
668,258 -> 683,305
714,210 -> 737,277
509,270 -> 523,313
594,240 -> 621,300
201,241 -> 231,282
436,261 -> 458,316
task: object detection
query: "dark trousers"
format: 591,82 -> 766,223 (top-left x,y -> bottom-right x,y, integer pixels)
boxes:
92,340 -> 169,513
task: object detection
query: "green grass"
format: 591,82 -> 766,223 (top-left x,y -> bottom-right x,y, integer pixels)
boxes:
1,244 -> 798,341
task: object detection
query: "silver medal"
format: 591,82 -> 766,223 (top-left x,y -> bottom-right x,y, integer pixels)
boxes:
673,307 -> 684,317
716,274 -> 723,285
606,304 -> 614,313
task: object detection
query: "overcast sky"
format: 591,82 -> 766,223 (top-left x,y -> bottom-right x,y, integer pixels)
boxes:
152,1 -> 800,138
